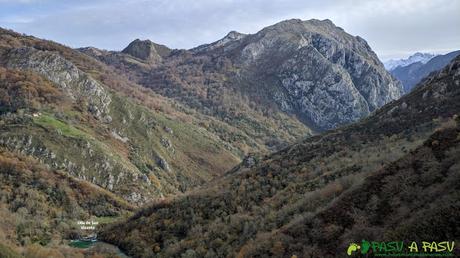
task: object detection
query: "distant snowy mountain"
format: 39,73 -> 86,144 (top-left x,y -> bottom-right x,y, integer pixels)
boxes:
391,50 -> 460,93
384,52 -> 435,71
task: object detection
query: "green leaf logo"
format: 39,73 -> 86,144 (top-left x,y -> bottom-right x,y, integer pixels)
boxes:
361,240 -> 371,254
347,243 -> 361,255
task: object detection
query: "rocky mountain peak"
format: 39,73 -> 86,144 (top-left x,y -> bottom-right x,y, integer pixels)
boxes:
78,46 -> 107,56
190,30 -> 247,53
390,50 -> 460,92
261,18 -> 340,36
384,52 -> 436,70
225,30 -> 246,41
233,19 -> 403,129
239,18 -> 372,64
121,38 -> 171,62
84,18 -> 403,131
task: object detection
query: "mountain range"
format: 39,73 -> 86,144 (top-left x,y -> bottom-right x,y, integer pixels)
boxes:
384,52 -> 435,71
0,18 -> 458,258
101,54 -> 460,258
390,50 -> 460,92
82,19 -> 402,132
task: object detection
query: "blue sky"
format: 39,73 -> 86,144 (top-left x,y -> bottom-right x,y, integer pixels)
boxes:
0,0 -> 459,61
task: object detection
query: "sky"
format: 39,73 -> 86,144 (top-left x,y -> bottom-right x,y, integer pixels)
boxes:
0,0 -> 459,61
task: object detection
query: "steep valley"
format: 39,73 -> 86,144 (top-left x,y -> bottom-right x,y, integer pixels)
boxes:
100,56 -> 460,257
84,19 -> 402,133
0,18 -> 457,258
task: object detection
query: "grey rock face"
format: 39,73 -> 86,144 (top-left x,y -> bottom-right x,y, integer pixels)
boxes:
277,46 -> 370,129
122,39 -> 171,63
242,155 -> 258,168
160,137 -> 175,154
191,31 -> 247,53
160,137 -> 172,148
107,174 -> 115,191
87,19 -> 403,132
78,46 -> 108,57
157,155 -> 170,171
5,47 -> 112,121
232,19 -> 403,130
163,126 -> 173,134
125,192 -> 144,203
0,132 -> 140,197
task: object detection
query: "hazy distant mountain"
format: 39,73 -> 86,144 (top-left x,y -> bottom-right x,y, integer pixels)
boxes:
84,18 -> 402,132
391,50 -> 460,92
384,52 -> 435,70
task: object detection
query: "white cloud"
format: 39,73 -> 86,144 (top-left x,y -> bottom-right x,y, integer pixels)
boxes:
1,0 -> 458,60
0,0 -> 45,3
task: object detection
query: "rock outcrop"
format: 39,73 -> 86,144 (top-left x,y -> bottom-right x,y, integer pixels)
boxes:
121,39 -> 171,63
191,30 -> 247,53
90,19 -> 402,131
5,47 -> 112,121
228,19 -> 403,129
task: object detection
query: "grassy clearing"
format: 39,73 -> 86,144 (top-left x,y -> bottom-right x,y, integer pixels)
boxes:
95,216 -> 125,225
33,114 -> 89,139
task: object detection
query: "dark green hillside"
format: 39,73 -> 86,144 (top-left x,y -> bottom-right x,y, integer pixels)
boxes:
245,116 -> 460,257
